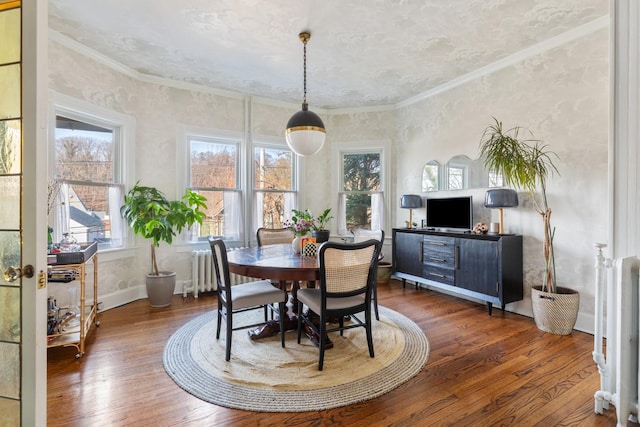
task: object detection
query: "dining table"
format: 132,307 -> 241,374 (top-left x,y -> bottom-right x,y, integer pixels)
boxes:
226,243 -> 332,347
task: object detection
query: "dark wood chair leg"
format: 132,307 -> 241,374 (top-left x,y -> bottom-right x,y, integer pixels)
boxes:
225,311 -> 232,361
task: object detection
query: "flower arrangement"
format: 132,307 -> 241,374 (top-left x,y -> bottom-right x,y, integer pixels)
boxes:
283,208 -> 333,236
284,208 -> 316,236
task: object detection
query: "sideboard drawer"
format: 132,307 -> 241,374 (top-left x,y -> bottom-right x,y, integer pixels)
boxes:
423,236 -> 455,266
422,264 -> 455,285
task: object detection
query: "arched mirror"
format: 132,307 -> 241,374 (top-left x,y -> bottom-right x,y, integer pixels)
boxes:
422,154 -> 502,191
421,160 -> 440,192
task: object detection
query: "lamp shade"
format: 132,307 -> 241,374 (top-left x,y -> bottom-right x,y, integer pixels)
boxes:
400,194 -> 423,209
285,106 -> 326,156
484,189 -> 519,208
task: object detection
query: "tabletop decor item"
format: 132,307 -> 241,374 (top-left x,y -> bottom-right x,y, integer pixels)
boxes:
311,208 -> 333,243
400,195 -> 422,229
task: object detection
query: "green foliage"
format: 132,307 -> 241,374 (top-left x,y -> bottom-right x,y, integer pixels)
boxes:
479,118 -> 560,292
479,118 -> 558,195
120,183 -> 207,275
313,208 -> 333,230
284,208 -> 333,235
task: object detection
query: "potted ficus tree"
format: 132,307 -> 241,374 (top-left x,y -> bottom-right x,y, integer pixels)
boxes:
120,183 -> 207,307
479,118 -> 578,335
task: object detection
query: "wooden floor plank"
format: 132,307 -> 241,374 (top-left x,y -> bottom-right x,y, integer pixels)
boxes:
48,281 -> 622,426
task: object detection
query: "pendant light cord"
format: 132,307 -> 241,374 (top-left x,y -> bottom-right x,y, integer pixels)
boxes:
302,37 -> 308,106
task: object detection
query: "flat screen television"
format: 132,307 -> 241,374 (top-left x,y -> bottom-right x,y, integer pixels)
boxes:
426,196 -> 473,231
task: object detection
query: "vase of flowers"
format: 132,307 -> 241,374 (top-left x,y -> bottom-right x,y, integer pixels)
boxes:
284,209 -> 315,253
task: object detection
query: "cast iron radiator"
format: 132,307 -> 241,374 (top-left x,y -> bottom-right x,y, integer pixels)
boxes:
593,243 -> 640,426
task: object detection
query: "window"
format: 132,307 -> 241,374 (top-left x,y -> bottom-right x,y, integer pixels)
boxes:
253,144 -> 296,230
51,101 -> 132,251
50,96 -> 134,254
187,135 -> 243,241
338,150 -> 385,234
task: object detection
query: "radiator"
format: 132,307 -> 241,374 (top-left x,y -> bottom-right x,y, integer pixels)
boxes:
185,249 -> 255,298
593,244 -> 640,426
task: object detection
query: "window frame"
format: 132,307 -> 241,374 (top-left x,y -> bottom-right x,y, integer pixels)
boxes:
177,125 -> 245,245
49,92 -> 135,259
251,138 -> 299,236
332,140 -> 390,236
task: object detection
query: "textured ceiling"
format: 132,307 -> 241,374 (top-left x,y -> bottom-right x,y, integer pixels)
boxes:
48,0 -> 608,110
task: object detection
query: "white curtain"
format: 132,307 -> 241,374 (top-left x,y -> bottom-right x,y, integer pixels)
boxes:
337,191 -> 384,235
337,192 -> 347,235
224,191 -> 243,241
252,191 -> 296,231
52,182 -> 70,244
371,191 -> 385,231
108,185 -> 124,247
283,192 -> 296,221
253,191 -> 264,233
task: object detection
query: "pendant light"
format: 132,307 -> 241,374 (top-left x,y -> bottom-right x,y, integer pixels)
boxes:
285,32 -> 326,156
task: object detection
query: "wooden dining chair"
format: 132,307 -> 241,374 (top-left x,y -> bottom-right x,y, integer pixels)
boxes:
256,227 -> 294,247
296,239 -> 381,370
209,238 -> 287,361
256,227 -> 297,298
353,228 -> 385,320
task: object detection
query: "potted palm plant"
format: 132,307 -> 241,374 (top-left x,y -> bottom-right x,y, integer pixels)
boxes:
479,118 -> 578,335
120,183 -> 207,307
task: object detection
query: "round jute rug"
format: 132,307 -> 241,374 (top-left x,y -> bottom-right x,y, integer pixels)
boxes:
163,306 -> 429,412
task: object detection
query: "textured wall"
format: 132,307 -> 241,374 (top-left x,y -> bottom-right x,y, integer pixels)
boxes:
395,28 -> 609,329
48,40 -> 248,299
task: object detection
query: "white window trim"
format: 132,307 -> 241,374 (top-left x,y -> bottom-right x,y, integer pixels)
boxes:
176,125 -> 245,247
49,91 -> 136,259
251,136 -> 299,242
331,139 -> 391,236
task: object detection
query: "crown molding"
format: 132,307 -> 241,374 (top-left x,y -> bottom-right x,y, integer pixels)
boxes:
49,29 -> 245,100
329,104 -> 396,115
396,16 -> 609,109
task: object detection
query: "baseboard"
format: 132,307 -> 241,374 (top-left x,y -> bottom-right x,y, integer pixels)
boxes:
400,279 -> 595,336
97,285 -> 146,312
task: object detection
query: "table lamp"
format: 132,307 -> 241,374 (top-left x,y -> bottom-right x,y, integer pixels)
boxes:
400,194 -> 422,229
484,189 -> 519,234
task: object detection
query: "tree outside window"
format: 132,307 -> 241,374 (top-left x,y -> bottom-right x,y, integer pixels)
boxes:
342,152 -> 381,232
189,137 -> 239,238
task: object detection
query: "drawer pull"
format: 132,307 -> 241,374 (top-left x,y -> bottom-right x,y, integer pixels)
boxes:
426,240 -> 446,246
428,272 -> 447,279
429,257 -> 447,263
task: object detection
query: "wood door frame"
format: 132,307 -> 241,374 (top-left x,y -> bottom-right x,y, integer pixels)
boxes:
22,0 -> 48,424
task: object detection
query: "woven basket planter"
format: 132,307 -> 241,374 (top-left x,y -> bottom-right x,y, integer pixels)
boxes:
531,286 -> 579,335
377,262 -> 393,285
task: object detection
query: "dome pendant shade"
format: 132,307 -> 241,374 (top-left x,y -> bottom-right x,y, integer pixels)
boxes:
286,31 -> 326,156
286,103 -> 326,156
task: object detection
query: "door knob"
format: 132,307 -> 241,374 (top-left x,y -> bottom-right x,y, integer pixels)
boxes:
3,265 -> 35,282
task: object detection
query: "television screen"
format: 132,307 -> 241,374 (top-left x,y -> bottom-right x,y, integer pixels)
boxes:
426,196 -> 473,230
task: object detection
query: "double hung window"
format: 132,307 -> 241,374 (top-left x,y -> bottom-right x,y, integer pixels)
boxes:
51,102 -> 132,251
253,144 -> 296,230
187,135 -> 242,241
337,149 -> 386,234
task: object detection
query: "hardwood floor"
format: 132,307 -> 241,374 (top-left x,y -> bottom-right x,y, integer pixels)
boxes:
47,280 -> 620,426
